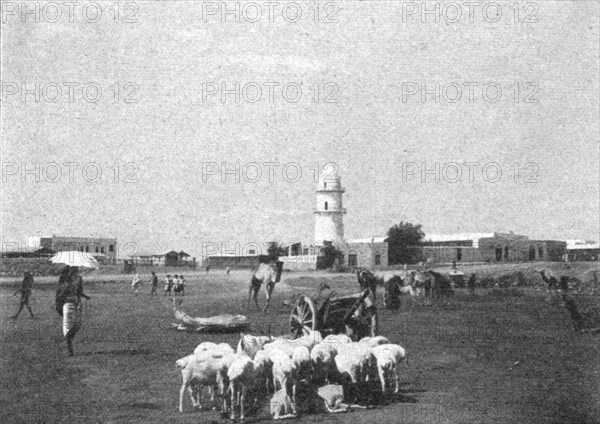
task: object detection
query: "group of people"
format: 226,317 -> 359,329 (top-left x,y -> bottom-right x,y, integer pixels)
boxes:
164,274 -> 186,296
131,272 -> 187,296
12,267 -> 91,356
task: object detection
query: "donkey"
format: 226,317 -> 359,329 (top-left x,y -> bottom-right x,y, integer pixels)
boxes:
248,261 -> 284,312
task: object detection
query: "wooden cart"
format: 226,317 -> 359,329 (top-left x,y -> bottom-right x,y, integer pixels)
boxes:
289,289 -> 378,340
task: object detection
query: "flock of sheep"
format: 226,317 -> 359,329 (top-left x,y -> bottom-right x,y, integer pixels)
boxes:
176,331 -> 407,421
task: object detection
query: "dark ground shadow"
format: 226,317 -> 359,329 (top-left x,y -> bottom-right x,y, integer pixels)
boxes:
81,348 -> 153,356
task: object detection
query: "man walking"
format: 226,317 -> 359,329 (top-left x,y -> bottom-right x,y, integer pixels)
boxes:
12,271 -> 35,318
56,267 -> 91,356
150,271 -> 158,295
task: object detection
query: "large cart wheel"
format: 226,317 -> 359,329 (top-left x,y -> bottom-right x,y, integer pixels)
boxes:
289,296 -> 317,337
343,290 -> 378,340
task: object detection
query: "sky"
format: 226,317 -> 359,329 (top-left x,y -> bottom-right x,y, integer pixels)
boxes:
1,1 -> 599,259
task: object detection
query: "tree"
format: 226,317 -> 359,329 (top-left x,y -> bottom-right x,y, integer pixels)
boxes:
266,242 -> 288,261
386,222 -> 425,265
319,243 -> 342,270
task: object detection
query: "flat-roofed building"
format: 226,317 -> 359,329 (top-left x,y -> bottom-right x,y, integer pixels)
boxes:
36,235 -> 117,263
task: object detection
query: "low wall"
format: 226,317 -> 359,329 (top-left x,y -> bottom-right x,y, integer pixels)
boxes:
0,258 -> 65,277
280,255 -> 317,271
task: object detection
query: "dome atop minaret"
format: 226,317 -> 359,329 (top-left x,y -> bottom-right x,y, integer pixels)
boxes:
318,164 -> 343,191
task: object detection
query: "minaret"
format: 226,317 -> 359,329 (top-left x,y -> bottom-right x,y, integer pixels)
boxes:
314,165 -> 346,246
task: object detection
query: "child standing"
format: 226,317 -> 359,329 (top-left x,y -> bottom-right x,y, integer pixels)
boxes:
164,274 -> 173,296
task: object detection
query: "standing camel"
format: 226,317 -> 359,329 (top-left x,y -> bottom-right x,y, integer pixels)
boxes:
248,261 -> 283,312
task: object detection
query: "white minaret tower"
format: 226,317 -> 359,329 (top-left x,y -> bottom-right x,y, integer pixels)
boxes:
314,165 -> 346,246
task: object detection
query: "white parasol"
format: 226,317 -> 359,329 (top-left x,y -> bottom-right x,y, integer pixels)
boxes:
50,251 -> 100,269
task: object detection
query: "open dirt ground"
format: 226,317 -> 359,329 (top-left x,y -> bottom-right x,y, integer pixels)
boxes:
1,263 -> 599,424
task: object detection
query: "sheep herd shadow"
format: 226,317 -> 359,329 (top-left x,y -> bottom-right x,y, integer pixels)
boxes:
187,380 -> 422,423
79,348 -> 153,356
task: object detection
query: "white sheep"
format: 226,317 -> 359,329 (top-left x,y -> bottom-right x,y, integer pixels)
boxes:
253,347 -> 274,393
323,334 -> 352,344
236,333 -> 271,359
297,329 -> 323,350
216,342 -> 235,355
263,339 -> 298,358
334,343 -> 377,386
378,343 -> 408,365
264,330 -> 323,353
191,342 -> 235,401
191,342 -> 235,402
176,349 -> 236,413
372,344 -> 407,394
227,351 -> 267,421
266,348 -> 299,415
359,335 -> 391,348
270,388 -> 297,420
310,342 -> 338,384
291,346 -> 312,382
193,341 -> 218,355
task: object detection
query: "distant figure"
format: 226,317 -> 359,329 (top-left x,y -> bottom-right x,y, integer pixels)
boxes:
131,273 -> 142,295
172,275 -> 181,296
164,274 -> 173,296
384,277 -> 401,311
12,271 -> 35,318
539,269 -> 559,304
205,265 -> 211,274
226,267 -> 231,276
559,276 -> 569,303
451,260 -> 457,269
174,275 -> 186,296
467,274 -> 476,295
149,271 -> 158,295
56,267 -> 91,356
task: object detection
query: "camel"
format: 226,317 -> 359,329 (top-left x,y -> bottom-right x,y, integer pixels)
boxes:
357,267 -> 419,309
248,261 -> 283,312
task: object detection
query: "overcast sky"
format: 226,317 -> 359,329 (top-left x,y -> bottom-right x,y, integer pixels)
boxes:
1,1 -> 599,258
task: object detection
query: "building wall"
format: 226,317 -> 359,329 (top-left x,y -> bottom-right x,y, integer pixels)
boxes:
536,240 -> 567,261
40,236 -> 117,262
345,242 -> 388,269
422,246 -> 485,263
422,237 -> 567,263
566,248 -> 599,261
204,255 -> 260,269
133,256 -> 165,266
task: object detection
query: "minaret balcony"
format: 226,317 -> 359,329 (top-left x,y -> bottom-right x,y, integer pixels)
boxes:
316,188 -> 345,194
314,208 -> 347,214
